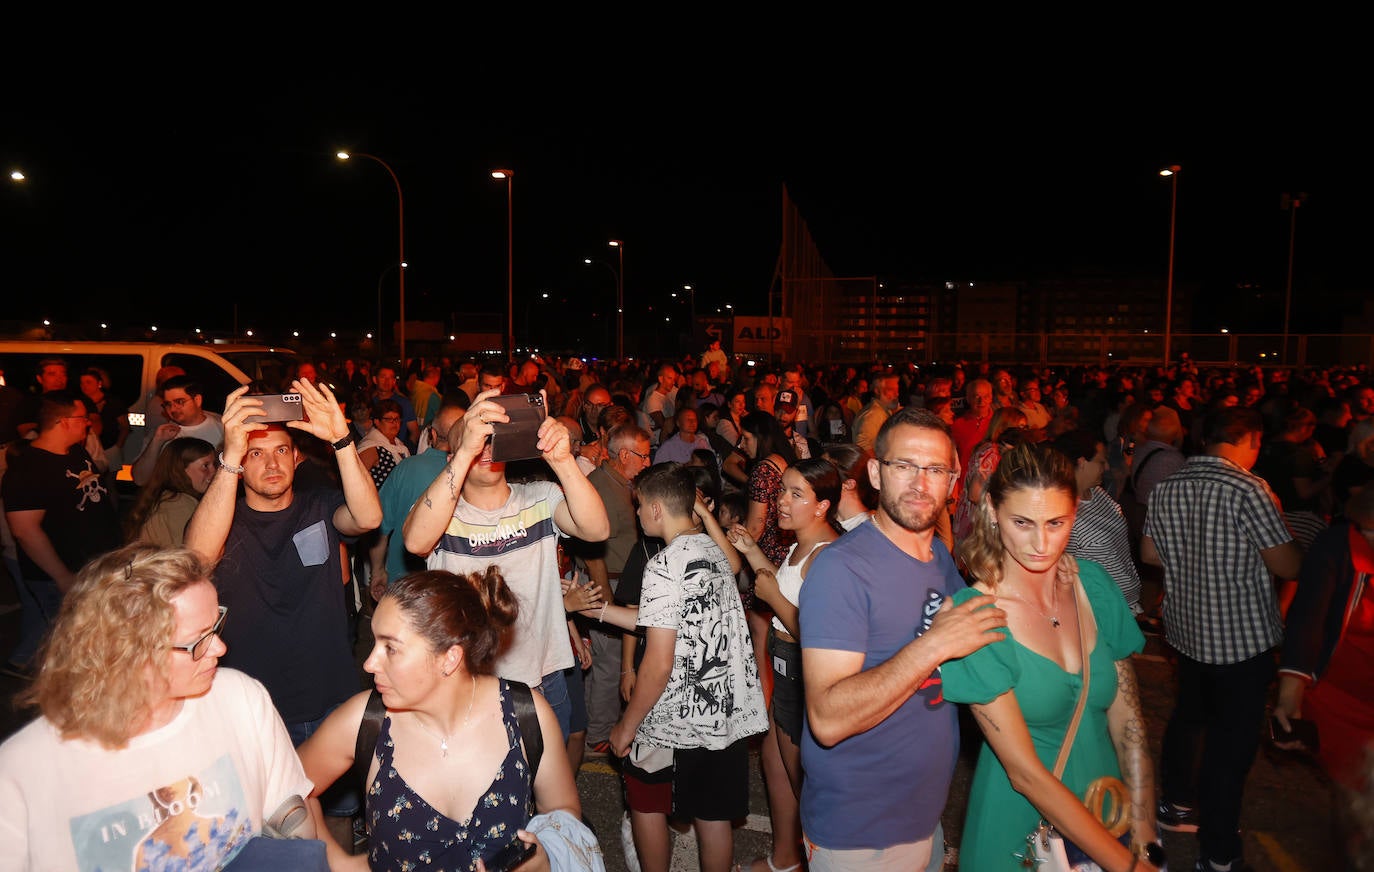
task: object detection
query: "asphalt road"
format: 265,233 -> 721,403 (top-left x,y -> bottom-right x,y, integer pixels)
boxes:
0,572 -> 1344,871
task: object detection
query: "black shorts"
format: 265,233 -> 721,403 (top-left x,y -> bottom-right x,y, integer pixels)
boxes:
672,739 -> 751,821
768,628 -> 804,743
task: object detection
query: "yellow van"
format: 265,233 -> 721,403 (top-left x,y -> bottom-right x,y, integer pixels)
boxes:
0,341 -> 297,482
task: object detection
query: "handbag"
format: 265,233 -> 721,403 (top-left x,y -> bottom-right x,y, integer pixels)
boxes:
223,794 -> 329,871
1019,580 -> 1091,872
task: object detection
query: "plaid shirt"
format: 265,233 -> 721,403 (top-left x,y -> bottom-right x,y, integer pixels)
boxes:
1144,455 -> 1292,664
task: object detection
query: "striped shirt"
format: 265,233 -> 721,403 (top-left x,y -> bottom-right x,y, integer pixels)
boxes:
1143,455 -> 1293,664
1067,487 -> 1142,609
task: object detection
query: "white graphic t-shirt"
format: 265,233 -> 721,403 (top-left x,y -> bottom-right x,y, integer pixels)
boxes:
0,668 -> 312,871
636,532 -> 768,750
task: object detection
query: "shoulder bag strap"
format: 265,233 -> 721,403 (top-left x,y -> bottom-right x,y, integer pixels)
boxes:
352,689 -> 386,792
509,681 -> 543,783
1051,580 -> 1092,779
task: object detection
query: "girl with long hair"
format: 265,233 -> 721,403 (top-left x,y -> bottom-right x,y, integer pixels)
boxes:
124,437 -> 216,547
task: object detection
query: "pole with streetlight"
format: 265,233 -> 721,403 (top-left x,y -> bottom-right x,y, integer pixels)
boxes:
584,258 -> 621,359
376,262 -> 407,360
1159,165 -> 1181,367
1281,192 -> 1306,364
337,151 -> 406,366
608,240 -> 624,360
491,170 -> 514,359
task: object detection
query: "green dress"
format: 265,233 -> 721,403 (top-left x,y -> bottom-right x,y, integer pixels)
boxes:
941,560 -> 1145,871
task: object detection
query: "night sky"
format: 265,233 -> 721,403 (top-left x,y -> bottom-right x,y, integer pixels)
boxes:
5,59 -> 1367,350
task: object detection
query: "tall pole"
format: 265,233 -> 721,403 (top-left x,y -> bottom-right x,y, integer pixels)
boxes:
338,151 -> 406,366
492,170 -> 515,358
1161,165 -> 1180,367
1282,193 -> 1304,364
610,240 -> 625,360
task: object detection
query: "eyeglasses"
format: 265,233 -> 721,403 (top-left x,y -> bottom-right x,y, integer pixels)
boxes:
877,459 -> 956,482
379,415 -> 402,423
161,397 -> 192,409
168,606 -> 228,661
624,448 -> 651,461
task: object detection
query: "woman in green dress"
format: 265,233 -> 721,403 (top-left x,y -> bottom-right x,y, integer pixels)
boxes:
942,442 -> 1162,872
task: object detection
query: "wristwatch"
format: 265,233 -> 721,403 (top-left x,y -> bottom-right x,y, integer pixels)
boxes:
331,432 -> 356,451
216,452 -> 245,475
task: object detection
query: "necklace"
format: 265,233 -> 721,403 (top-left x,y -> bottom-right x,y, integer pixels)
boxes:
998,590 -> 1062,628
414,674 -> 478,757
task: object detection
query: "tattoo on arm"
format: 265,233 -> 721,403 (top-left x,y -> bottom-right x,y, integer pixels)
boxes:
423,496 -> 432,509
1113,659 -> 1154,827
973,706 -> 1001,734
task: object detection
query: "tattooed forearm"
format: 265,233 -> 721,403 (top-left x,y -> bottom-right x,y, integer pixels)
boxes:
1113,659 -> 1157,840
423,496 -> 433,509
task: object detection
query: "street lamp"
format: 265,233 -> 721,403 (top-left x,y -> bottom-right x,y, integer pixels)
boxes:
607,240 -> 625,359
1281,192 -> 1307,364
1159,165 -> 1181,367
338,151 -> 406,366
674,284 -> 697,324
492,169 -> 514,359
377,262 -> 407,360
584,257 -> 621,359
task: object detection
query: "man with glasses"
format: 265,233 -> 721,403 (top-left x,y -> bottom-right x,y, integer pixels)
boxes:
2,390 -> 121,679
798,407 -> 1006,871
574,422 -> 654,756
130,375 -> 224,486
185,378 -> 381,841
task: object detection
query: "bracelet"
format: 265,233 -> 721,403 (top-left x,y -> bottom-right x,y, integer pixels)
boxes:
598,602 -> 609,623
621,670 -> 634,675
216,452 -> 245,475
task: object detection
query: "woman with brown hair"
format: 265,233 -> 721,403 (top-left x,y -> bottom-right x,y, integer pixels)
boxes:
124,436 -> 216,546
952,406 -> 1029,544
943,442 -> 1161,872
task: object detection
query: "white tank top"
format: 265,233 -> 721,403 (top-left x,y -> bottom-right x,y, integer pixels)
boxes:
771,540 -> 831,636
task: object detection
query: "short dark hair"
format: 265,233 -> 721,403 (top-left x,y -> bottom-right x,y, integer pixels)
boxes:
38,390 -> 84,431
157,375 -> 202,398
873,406 -> 950,460
1204,406 -> 1264,446
634,462 -> 696,518
1051,428 -> 1104,464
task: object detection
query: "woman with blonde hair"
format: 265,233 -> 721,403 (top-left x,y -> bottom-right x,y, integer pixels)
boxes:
942,443 -> 1162,872
0,542 -> 322,871
124,436 -> 216,546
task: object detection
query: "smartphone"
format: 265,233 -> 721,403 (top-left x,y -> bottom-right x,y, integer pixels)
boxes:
489,393 -> 546,463
244,393 -> 305,424
484,835 -> 537,872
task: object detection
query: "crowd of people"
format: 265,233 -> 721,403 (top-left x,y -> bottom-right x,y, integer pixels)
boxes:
1,345 -> 1373,871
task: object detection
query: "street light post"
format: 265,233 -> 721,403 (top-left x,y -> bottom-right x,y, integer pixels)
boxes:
608,240 -> 625,360
492,170 -> 514,358
337,151 -> 406,366
1281,192 -> 1306,364
1160,165 -> 1181,367
376,262 -> 407,360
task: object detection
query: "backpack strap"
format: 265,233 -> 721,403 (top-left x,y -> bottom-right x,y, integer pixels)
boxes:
508,680 -> 543,783
352,689 -> 386,792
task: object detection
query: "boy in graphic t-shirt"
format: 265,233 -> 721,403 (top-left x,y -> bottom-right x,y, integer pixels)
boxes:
590,462 -> 768,872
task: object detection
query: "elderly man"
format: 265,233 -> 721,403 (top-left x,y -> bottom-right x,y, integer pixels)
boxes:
851,373 -> 901,453
403,388 -> 610,739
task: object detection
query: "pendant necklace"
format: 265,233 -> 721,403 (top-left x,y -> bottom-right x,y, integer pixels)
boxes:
999,590 -> 1061,628
415,674 -> 477,757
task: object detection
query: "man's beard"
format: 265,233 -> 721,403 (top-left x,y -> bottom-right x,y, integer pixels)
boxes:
879,483 -> 941,533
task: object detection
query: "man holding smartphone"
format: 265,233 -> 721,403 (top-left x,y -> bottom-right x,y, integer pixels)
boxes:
402,388 -> 610,740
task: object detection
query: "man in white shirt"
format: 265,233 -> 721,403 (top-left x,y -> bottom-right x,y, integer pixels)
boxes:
130,375 -> 225,485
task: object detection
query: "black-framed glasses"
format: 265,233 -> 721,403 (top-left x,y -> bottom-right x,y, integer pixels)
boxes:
624,448 -> 650,461
877,459 -> 956,482
169,606 -> 228,661
161,396 -> 192,410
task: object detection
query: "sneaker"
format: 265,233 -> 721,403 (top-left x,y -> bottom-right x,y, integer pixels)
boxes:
585,740 -> 612,758
1157,800 -> 1200,832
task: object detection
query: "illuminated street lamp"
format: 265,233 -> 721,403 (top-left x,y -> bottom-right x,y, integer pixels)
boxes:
8,170 -> 24,182
377,262 -> 408,360
1281,192 -> 1307,364
1159,165 -> 1181,366
608,240 -> 625,359
337,151 -> 407,365
492,169 -> 514,359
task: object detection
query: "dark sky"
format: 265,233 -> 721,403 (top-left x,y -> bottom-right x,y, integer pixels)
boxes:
4,62 -> 1367,349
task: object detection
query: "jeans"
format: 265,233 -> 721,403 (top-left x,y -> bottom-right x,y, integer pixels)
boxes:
534,668 -> 572,742
1160,649 -> 1275,864
8,575 -> 62,668
287,705 -> 361,817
